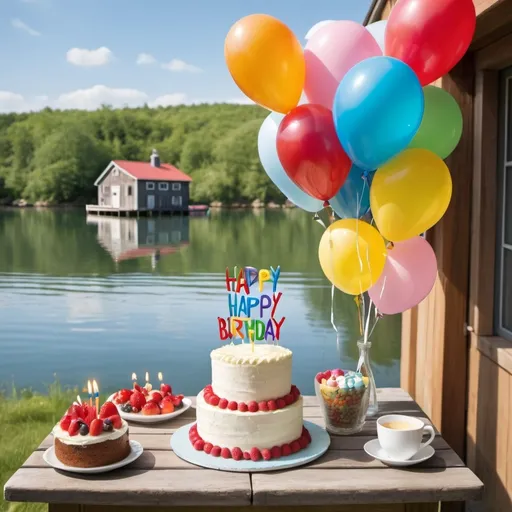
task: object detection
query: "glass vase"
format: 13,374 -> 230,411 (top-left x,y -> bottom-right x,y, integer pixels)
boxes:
356,340 -> 378,417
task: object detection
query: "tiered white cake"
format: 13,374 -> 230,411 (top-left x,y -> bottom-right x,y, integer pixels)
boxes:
189,343 -> 311,461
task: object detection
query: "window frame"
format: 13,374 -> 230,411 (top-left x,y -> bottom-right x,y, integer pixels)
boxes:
158,182 -> 169,191
146,182 -> 155,191
172,182 -> 181,191
127,185 -> 132,196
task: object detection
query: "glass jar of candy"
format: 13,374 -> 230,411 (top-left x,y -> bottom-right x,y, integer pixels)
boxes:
314,342 -> 374,435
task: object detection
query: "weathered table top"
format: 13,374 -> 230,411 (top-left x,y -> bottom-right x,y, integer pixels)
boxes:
4,388 -> 483,509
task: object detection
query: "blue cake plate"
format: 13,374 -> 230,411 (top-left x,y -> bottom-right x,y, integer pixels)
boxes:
171,420 -> 330,473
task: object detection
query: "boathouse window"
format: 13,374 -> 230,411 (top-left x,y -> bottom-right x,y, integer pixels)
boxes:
172,183 -> 181,191
146,182 -> 155,191
496,68 -> 512,340
127,186 -> 132,196
159,183 -> 169,191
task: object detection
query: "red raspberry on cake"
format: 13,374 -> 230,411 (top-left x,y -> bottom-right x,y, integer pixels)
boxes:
250,447 -> 261,461
99,401 -> 118,420
268,400 -> 277,411
271,446 -> 282,459
243,451 -> 251,460
258,401 -> 268,411
204,442 -> 213,454
231,447 -> 243,460
282,444 -> 292,457
238,402 -> 248,412
248,401 -> 258,413
261,449 -> 272,461
194,440 -> 205,451
218,398 -> 228,409
209,395 -> 220,406
299,436 -> 309,449
221,447 -> 231,459
284,393 -> 294,406
228,401 -> 238,411
276,398 -> 286,409
291,440 -> 301,453
211,446 -> 221,457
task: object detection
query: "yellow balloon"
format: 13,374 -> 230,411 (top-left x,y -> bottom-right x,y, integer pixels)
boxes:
224,14 -> 305,114
370,149 -> 452,242
318,219 -> 387,295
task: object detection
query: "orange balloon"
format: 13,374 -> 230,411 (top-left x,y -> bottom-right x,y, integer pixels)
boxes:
225,14 -> 305,114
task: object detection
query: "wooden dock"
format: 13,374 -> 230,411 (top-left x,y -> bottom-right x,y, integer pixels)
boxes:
85,205 -> 209,217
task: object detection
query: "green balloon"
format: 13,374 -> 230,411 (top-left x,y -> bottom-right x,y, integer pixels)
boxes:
408,86 -> 463,160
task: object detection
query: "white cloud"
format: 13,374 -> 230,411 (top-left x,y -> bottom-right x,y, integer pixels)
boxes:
161,59 -> 202,73
66,47 -> 113,67
55,85 -> 148,110
136,53 -> 156,65
11,18 -> 41,36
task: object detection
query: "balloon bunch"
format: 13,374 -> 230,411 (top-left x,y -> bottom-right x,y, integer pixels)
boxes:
224,0 -> 476,319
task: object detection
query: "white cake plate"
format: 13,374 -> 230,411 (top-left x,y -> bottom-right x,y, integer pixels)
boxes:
43,440 -> 143,474
108,394 -> 192,424
171,420 -> 330,473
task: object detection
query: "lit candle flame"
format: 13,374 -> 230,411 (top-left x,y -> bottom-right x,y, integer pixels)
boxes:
76,395 -> 82,405
92,380 -> 99,395
87,380 -> 92,396
132,372 -> 137,381
145,372 -> 149,383
158,372 -> 163,382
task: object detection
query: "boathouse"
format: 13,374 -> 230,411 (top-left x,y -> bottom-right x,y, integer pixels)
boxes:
87,150 -> 192,215
365,1 -> 512,510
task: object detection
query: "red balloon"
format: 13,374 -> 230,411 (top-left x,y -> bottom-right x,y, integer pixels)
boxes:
276,104 -> 351,201
385,0 -> 476,86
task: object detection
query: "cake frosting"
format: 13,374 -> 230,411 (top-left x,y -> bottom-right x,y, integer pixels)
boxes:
196,391 -> 303,452
211,344 -> 292,403
193,343 -> 311,461
52,419 -> 128,446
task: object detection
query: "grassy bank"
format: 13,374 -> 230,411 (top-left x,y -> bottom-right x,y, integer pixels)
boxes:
0,382 -> 79,512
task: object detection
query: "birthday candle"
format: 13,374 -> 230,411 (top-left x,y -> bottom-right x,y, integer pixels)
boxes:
132,372 -> 137,389
87,380 -> 93,408
158,372 -> 163,383
76,395 -> 82,405
92,380 -> 99,416
145,372 -> 152,392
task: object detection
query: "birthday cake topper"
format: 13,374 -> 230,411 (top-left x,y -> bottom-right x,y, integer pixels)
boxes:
217,266 -> 285,347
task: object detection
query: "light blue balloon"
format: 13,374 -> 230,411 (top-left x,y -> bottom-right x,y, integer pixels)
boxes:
329,166 -> 373,219
366,20 -> 387,52
258,112 -> 323,212
333,56 -> 424,171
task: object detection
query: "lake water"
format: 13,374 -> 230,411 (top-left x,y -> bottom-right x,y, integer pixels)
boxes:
0,208 -> 400,396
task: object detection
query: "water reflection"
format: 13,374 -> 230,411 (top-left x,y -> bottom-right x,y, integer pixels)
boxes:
87,216 -> 190,268
0,208 -> 400,393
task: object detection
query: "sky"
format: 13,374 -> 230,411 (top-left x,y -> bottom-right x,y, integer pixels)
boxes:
0,0 -> 372,113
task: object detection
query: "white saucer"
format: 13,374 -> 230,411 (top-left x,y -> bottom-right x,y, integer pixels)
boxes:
171,420 -> 330,473
43,440 -> 143,474
108,394 -> 192,424
364,439 -> 435,467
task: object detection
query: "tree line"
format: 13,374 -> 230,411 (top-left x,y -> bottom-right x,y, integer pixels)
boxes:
0,104 -> 287,205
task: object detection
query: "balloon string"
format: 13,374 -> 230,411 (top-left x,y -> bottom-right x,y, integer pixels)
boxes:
313,212 -> 338,333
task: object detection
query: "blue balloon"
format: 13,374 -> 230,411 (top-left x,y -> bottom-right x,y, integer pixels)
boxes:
329,166 -> 373,219
258,112 -> 323,212
333,56 -> 424,171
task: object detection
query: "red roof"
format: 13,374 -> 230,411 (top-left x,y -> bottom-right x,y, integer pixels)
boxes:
113,160 -> 193,182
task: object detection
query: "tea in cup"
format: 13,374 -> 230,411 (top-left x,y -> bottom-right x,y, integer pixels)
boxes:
377,414 -> 435,460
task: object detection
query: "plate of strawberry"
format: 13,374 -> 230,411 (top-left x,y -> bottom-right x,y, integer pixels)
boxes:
109,382 -> 191,423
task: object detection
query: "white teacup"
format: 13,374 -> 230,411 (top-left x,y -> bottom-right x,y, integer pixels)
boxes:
377,414 -> 435,461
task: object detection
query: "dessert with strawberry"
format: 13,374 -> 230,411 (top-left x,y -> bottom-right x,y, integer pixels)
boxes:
52,400 -> 130,468
112,380 -> 184,416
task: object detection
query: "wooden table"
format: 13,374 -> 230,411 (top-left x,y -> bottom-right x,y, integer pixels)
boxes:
4,388 -> 483,511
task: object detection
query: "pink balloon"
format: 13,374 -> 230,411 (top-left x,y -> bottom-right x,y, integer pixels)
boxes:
304,20 -> 382,110
368,237 -> 437,315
